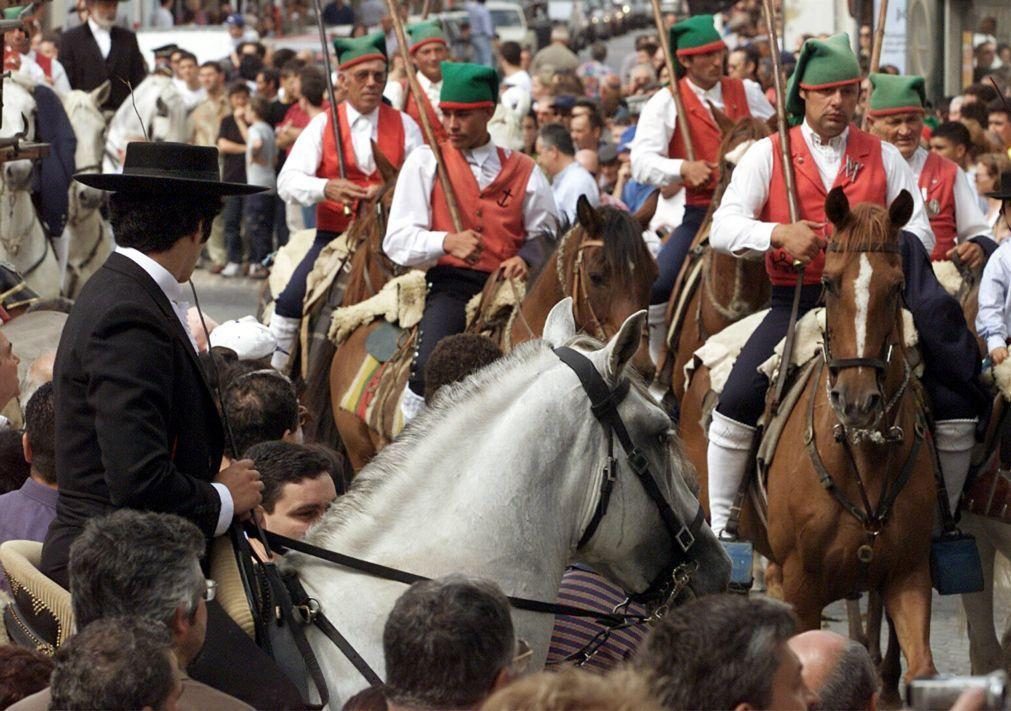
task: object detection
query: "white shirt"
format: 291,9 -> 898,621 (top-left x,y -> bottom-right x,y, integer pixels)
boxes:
383,72 -> 443,124
383,141 -> 559,268
630,77 -> 775,188
978,240 -> 1011,352
113,247 -> 234,537
502,70 -> 532,93
173,78 -> 207,112
277,104 -> 423,207
711,121 -> 936,256
151,5 -> 174,27
88,17 -> 111,59
552,160 -> 600,224
908,147 -> 993,244
23,51 -> 71,94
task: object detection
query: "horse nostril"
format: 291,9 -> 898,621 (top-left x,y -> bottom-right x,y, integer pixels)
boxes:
829,389 -> 842,409
863,393 -> 881,413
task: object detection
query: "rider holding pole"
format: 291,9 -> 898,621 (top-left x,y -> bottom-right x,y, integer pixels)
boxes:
384,22 -> 450,145
706,34 -> 986,546
272,34 -> 423,371
630,14 -> 774,363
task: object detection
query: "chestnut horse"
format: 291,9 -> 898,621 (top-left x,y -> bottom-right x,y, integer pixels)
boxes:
330,193 -> 660,471
683,188 -> 938,682
658,117 -> 771,400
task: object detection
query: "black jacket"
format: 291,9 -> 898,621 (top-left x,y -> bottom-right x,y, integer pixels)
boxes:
58,23 -> 147,111
41,252 -> 224,587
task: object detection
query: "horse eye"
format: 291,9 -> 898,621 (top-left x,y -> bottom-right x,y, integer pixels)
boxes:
821,277 -> 838,295
589,272 -> 606,287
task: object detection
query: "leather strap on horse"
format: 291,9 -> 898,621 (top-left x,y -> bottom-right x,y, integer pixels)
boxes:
771,266 -> 805,412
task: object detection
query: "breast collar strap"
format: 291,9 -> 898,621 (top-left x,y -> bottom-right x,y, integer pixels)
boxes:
553,346 -> 704,602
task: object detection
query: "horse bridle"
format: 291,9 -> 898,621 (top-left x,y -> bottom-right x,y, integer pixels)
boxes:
554,346 -> 705,606
556,228 -> 609,342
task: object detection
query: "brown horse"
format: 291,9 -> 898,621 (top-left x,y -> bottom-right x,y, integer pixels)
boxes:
658,117 -> 772,400
683,188 -> 938,682
330,193 -> 660,471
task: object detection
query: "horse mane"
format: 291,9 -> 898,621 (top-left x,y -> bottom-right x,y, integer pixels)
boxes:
832,202 -> 899,254
597,206 -> 657,281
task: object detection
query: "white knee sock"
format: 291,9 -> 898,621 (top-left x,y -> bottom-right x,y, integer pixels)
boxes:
269,314 -> 300,372
648,302 -> 668,366
400,387 -> 426,424
707,410 -> 757,536
935,418 -> 977,514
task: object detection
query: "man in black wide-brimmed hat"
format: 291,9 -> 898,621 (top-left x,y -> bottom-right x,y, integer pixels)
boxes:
39,142 -> 304,710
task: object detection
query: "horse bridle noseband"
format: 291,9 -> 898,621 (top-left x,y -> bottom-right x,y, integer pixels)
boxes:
554,346 -> 705,605
556,229 -> 609,342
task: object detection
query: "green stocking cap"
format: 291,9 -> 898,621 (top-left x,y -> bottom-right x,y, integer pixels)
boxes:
867,73 -> 926,116
407,21 -> 447,53
669,14 -> 725,58
333,32 -> 387,71
439,61 -> 498,110
785,33 -> 861,120
2,6 -> 24,19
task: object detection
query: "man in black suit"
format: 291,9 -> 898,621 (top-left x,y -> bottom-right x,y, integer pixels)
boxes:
40,142 -> 305,710
58,0 -> 147,111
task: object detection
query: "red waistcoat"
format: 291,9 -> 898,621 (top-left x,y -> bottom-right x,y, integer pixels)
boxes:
918,151 -> 959,260
667,77 -> 752,207
316,103 -> 406,233
762,125 -> 888,286
403,81 -> 448,145
433,145 -> 536,274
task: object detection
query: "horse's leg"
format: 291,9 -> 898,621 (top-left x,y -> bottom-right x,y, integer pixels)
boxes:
881,568 -> 938,681
333,408 -> 376,473
781,557 -> 823,631
866,590 -> 885,665
764,560 -> 784,600
961,515 -> 1003,673
846,597 -> 869,649
880,617 -> 903,707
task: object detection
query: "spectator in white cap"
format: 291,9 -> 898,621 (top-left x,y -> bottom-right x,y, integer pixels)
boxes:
209,316 -> 277,363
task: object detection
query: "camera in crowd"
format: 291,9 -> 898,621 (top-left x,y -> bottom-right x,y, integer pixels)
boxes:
907,671 -> 1008,711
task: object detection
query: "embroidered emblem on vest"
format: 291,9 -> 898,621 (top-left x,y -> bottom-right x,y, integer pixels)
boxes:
844,156 -> 862,183
496,187 -> 514,208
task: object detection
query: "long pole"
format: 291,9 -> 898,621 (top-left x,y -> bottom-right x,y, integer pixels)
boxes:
648,0 -> 694,161
385,0 -> 464,232
311,0 -> 348,185
861,0 -> 888,130
421,0 -> 432,20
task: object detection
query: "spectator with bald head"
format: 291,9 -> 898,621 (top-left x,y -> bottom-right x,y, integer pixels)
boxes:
788,630 -> 878,711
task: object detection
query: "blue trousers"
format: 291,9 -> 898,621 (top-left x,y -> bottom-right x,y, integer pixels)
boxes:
471,34 -> 493,67
274,229 -> 339,319
650,204 -> 708,305
243,192 -> 274,265
222,195 -> 244,264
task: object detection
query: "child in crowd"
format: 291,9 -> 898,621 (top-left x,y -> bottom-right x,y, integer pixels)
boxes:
243,95 -> 277,279
976,170 -> 1011,363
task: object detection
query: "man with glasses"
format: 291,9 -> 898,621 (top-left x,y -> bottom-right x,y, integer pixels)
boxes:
9,511 -> 257,710
273,33 -> 423,371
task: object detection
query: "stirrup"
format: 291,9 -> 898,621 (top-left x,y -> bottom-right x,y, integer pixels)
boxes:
718,532 -> 754,594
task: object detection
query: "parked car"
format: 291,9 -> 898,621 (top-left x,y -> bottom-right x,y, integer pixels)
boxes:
419,0 -> 534,50
546,0 -> 590,50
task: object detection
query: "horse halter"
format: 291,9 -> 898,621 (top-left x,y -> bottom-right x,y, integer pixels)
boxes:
554,346 -> 705,606
556,228 -> 609,342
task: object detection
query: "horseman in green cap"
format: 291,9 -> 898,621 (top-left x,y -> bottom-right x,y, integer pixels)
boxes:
630,13 -> 774,362
272,33 -> 423,370
384,62 -> 560,421
866,72 -> 996,265
384,21 -> 450,145
706,33 -> 988,547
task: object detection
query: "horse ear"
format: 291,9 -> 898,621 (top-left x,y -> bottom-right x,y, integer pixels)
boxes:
603,309 -> 646,381
91,80 -> 111,107
633,189 -> 659,231
575,194 -> 601,234
888,189 -> 914,229
824,187 -> 850,228
543,297 -> 577,347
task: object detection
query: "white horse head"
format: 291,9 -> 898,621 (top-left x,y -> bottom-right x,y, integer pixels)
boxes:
63,82 -> 110,175
1,76 -> 36,144
294,298 -> 730,703
103,74 -> 188,173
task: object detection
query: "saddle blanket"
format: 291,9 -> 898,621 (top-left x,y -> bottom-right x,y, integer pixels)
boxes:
329,271 -> 427,346
931,259 -> 965,298
684,307 -> 919,396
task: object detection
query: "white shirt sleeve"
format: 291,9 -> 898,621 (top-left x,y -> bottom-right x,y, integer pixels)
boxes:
554,166 -> 600,223
630,89 -> 682,188
401,113 -> 424,154
523,165 -> 560,238
384,80 -> 406,110
977,243 -> 1011,352
953,168 -> 994,242
382,146 -> 446,267
277,111 -> 328,207
710,136 -> 777,255
881,142 -> 934,253
743,79 -> 775,120
51,59 -> 72,95
210,482 -> 234,537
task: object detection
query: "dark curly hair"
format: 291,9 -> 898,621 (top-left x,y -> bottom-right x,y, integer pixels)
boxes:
0,645 -> 53,708
423,334 -> 503,404
109,192 -> 222,253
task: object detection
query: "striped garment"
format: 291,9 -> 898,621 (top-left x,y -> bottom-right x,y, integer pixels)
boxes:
546,567 -> 649,673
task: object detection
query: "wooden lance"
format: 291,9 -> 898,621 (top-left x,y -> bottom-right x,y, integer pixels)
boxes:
761,0 -> 803,411
648,0 -> 694,161
861,0 -> 888,130
385,0 -> 464,232
421,0 -> 432,20
311,0 -> 351,215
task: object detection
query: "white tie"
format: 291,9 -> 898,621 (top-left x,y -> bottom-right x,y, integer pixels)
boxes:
353,115 -> 374,174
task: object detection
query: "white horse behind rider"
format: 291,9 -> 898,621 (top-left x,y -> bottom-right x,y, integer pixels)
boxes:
293,299 -> 731,704
0,77 -> 61,299
103,73 -> 188,174
62,83 -> 114,298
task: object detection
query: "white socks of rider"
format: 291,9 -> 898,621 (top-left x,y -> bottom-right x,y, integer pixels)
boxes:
935,419 -> 977,514
648,303 -> 668,366
400,388 -> 426,424
269,314 -> 300,372
707,409 -> 757,537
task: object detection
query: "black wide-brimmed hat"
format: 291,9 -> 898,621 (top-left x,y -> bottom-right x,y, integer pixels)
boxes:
987,169 -> 1011,201
75,142 -> 267,196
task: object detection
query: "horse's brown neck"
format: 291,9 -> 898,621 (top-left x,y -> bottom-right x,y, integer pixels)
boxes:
703,250 -> 770,327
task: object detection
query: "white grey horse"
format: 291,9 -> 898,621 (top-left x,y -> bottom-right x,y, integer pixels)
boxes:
0,77 -> 60,299
293,299 -> 732,704
103,74 -> 188,174
62,83 -> 113,298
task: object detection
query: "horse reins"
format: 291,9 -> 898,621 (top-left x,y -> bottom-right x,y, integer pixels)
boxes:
556,227 -> 609,342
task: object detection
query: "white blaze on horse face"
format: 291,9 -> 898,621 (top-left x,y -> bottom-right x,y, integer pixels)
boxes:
853,254 -> 873,357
